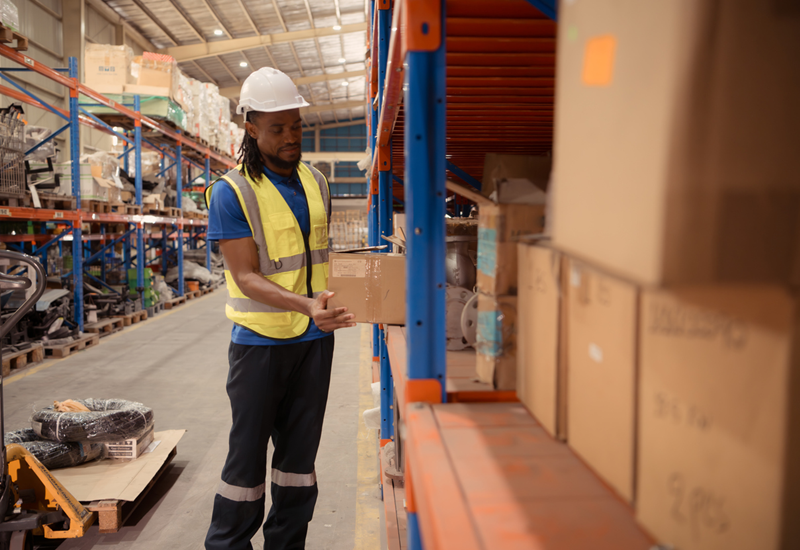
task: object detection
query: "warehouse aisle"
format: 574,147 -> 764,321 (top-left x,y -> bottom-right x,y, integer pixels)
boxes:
2,292 -> 373,550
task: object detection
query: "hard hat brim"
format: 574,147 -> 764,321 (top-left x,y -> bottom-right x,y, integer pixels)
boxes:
237,98 -> 311,116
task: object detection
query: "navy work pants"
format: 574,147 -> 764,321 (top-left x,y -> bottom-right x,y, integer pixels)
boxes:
205,335 -> 335,550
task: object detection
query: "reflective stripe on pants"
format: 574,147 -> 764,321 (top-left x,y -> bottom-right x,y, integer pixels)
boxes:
205,335 -> 335,550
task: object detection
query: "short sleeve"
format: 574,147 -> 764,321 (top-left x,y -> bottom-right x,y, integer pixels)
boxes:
207,180 -> 254,241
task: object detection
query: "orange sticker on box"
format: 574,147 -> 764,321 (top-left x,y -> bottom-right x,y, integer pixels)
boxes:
582,35 -> 617,87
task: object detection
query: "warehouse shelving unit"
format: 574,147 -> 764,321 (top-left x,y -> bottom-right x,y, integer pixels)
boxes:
367,1 -> 656,548
0,44 -> 234,330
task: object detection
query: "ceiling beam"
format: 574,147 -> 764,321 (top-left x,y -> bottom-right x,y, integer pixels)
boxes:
300,100 -> 363,115
218,70 -> 365,98
130,0 -> 181,46
158,22 -> 368,62
85,0 -> 158,52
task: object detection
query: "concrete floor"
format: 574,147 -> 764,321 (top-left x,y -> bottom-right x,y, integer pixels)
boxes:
2,291 -> 380,550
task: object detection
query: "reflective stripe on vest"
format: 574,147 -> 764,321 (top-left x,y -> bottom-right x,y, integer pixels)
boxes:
207,163 -> 330,340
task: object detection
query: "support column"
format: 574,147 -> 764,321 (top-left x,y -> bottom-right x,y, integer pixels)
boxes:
176,136 -> 184,296
204,155 -> 211,274
404,4 -> 446,547
134,95 -> 145,309
68,56 -> 83,331
377,0 -> 394,443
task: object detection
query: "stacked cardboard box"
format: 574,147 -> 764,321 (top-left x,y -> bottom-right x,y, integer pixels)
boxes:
515,0 -> 800,548
468,154 -> 549,390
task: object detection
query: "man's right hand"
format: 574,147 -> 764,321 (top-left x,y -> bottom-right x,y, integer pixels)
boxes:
308,291 -> 356,332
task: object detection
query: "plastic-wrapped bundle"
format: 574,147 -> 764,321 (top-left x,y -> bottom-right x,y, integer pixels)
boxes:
5,428 -> 106,470
31,398 -> 154,443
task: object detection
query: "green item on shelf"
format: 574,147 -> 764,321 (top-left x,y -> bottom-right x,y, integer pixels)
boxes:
81,94 -> 187,132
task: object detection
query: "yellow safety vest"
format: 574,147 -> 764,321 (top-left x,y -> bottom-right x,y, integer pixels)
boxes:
205,163 -> 330,339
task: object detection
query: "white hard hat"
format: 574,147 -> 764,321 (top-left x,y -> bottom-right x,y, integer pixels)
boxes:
236,67 -> 310,115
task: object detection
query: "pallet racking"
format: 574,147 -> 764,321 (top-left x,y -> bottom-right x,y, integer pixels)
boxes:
0,44 -> 234,331
367,1 -> 656,548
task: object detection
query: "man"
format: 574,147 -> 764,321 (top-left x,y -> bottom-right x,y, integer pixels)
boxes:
204,67 -> 355,550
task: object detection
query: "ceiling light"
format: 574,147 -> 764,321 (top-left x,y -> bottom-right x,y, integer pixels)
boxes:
239,61 -> 248,67
213,29 -> 223,36
338,57 -> 346,63
342,81 -> 349,87
332,25 -> 342,30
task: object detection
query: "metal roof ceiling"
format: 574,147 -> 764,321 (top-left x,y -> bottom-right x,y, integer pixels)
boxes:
102,0 -> 368,127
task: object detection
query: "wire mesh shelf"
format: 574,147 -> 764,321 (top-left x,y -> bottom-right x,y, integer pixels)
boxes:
0,111 -> 26,196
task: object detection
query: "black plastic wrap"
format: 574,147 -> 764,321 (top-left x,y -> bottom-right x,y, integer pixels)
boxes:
30,398 -> 154,443
4,428 -> 106,470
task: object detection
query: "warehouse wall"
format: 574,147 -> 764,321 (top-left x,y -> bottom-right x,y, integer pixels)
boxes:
0,0 -> 66,157
0,0 -> 155,160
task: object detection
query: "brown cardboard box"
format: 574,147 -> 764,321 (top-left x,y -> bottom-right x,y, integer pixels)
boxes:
516,241 -> 567,440
328,252 -> 405,325
475,294 -> 517,390
84,44 -> 134,89
477,203 -> 545,296
481,153 -> 552,199
566,257 -> 638,503
551,0 -> 800,285
637,287 -> 800,550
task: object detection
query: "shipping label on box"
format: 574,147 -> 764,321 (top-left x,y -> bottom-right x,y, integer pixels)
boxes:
517,241 -> 567,440
475,294 -> 517,390
328,252 -> 405,325
477,203 -> 545,296
105,426 -> 155,461
637,287 -> 800,550
567,258 -> 638,504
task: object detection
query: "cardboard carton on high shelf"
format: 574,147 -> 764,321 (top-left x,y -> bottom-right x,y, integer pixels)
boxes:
475,294 -> 517,390
84,44 -> 135,92
566,257 -> 638,504
128,54 -> 180,102
104,426 -> 154,461
637,287 -> 800,550
551,0 -> 800,286
516,240 -> 567,440
327,251 -> 405,325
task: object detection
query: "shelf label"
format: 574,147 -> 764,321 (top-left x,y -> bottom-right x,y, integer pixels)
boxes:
23,56 -> 34,67
53,212 -> 64,218
0,209 -> 10,216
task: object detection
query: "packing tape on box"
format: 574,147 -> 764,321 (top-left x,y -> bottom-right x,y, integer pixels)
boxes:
477,227 -> 497,275
366,255 -> 380,322
475,292 -> 517,358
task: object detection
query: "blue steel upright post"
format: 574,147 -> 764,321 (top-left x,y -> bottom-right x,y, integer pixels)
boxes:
369,0 -> 380,365
204,155 -> 211,273
68,56 -> 83,331
176,134 -> 184,296
134,95 -> 145,308
377,0 -> 394,443
405,1 -> 447,548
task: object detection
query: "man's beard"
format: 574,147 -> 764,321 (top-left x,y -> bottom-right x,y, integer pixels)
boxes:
264,151 -> 302,171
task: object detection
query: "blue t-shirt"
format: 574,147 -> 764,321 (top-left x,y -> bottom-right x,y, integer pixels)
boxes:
207,164 -> 327,346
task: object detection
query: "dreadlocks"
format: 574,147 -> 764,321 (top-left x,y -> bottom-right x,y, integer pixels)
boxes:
238,111 -> 264,183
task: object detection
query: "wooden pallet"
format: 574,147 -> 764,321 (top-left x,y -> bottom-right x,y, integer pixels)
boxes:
184,290 -> 201,300
84,317 -> 125,338
27,191 -> 75,210
81,200 -> 111,214
151,302 -> 164,315
1,343 -> 44,377
199,287 -> 214,296
43,333 -> 100,359
114,310 -> 148,327
111,203 -> 142,215
86,447 -> 177,534
164,296 -> 185,310
143,205 -> 181,218
0,23 -> 28,52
